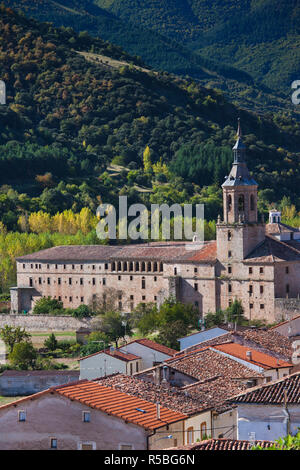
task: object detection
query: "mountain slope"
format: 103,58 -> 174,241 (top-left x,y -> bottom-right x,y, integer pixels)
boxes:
96,0 -> 300,96
0,5 -> 300,216
4,0 -> 299,118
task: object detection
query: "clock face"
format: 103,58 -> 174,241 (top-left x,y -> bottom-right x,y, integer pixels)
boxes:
0,81 -> 6,104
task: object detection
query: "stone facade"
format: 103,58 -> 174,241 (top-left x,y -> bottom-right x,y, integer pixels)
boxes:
11,123 -> 300,324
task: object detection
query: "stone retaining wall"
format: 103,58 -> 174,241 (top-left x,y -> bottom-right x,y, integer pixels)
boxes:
0,314 -> 92,331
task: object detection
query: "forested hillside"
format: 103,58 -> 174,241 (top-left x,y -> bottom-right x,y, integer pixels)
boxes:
3,0 -> 299,116
95,0 -> 300,96
0,5 -> 300,293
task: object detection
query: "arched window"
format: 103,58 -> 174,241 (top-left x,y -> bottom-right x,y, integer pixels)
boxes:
123,262 -> 127,272
227,195 -> 232,211
129,262 -> 133,272
159,262 -> 163,272
135,262 -> 140,272
141,262 -> 146,272
228,231 -> 232,241
111,262 -> 116,272
250,194 -> 255,211
117,261 -> 122,271
238,195 -> 244,211
147,262 -> 151,272
153,262 -> 158,272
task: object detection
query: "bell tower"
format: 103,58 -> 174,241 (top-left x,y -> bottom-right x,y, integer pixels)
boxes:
217,119 -> 265,262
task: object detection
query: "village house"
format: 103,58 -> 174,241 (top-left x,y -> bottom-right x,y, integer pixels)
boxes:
0,379 -> 187,450
231,372 -> 300,442
210,343 -> 293,382
79,347 -> 142,380
135,346 -> 266,439
79,338 -> 176,380
10,122 -> 300,324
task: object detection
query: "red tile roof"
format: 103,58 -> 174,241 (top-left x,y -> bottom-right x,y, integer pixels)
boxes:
16,241 -> 216,264
168,438 -> 275,450
79,348 -> 140,362
55,380 -> 186,429
96,373 -> 206,416
245,235 -> 300,263
165,347 -> 264,380
212,343 -> 292,370
123,338 -> 176,357
232,372 -> 300,404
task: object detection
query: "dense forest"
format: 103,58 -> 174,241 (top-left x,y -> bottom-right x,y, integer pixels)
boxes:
0,5 -> 300,293
3,0 -> 299,116
96,0 -> 300,95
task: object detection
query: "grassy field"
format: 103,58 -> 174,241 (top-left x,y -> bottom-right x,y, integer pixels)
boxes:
30,331 -> 76,349
0,395 -> 26,405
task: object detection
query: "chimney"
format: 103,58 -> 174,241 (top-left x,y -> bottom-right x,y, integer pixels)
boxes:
246,350 -> 252,361
156,402 -> 161,420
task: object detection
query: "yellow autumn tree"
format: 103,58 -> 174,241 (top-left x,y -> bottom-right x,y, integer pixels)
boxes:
143,145 -> 152,172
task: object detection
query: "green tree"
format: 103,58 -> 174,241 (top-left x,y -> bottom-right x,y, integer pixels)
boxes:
156,320 -> 188,350
0,326 -> 31,353
9,342 -> 37,370
33,297 -> 63,315
44,333 -> 58,351
100,311 -> 132,348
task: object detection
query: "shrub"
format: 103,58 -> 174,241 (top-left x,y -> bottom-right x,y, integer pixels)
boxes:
33,297 -> 63,315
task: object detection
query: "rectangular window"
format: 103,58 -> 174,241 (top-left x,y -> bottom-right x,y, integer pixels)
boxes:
39,278 -> 42,285
249,267 -> 253,275
47,278 -> 51,285
260,267 -> 264,274
29,278 -> 33,287
80,265 -> 83,270
58,278 -> 61,285
118,275 -> 121,281
194,267 -> 198,274
80,278 -> 83,285
249,285 -> 253,295
228,284 -> 232,293
23,264 -> 26,269
142,279 -> 146,289
103,278 -> 106,286
92,265 -> 95,270
69,296 -> 73,302
130,275 -> 133,281
47,264 -> 50,269
249,303 -> 253,309
83,411 -> 90,423
260,285 -> 264,294
105,263 -> 108,270
228,266 -> 232,274
64,265 -> 66,270
228,251 -> 232,258
81,297 -> 84,303
92,278 -> 96,286
194,283 -> 198,291
50,438 -> 57,449
286,266 -> 289,274
286,284 -> 290,294
18,411 -> 26,422
260,304 -> 264,309
69,278 -> 72,285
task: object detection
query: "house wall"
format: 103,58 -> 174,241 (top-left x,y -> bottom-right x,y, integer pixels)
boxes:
0,393 -> 148,450
119,343 -> 172,370
237,403 -> 300,441
183,411 -> 211,444
212,408 -> 238,440
272,316 -> 300,337
79,353 -> 127,380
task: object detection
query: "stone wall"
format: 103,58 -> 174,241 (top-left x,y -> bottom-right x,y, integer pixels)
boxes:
274,298 -> 300,322
0,314 -> 92,331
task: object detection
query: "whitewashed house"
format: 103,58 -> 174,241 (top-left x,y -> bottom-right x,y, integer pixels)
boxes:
232,372 -> 300,441
79,348 -> 141,380
119,338 -> 176,370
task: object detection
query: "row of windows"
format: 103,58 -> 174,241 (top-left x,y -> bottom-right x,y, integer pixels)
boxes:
18,410 -> 91,423
23,261 -> 164,273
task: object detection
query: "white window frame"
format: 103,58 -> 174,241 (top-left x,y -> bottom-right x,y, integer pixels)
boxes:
18,410 -> 26,422
77,441 -> 96,450
119,443 -> 134,450
50,437 -> 58,449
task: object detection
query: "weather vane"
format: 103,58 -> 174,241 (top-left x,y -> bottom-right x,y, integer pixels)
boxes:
0,80 -> 6,105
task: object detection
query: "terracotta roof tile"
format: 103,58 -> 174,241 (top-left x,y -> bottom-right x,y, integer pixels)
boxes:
96,373 -> 206,415
166,347 -> 264,381
79,348 -> 140,362
55,380 -> 186,429
168,438 -> 275,450
123,338 -> 176,357
212,343 -> 292,370
16,241 -> 216,264
232,372 -> 300,404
